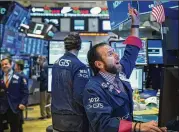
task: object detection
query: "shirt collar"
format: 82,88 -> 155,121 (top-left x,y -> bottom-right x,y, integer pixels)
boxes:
99,71 -> 117,84
4,69 -> 13,76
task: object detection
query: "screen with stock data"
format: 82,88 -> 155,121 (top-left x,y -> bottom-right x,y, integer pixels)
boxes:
110,40 -> 147,65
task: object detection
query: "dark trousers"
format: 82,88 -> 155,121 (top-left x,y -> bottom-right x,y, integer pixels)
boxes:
0,108 -> 22,132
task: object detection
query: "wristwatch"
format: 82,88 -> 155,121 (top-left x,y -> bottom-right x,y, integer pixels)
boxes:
131,25 -> 139,28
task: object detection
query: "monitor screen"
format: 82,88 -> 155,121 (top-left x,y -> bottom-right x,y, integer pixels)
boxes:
23,67 -> 30,78
24,37 -> 45,55
15,33 -> 25,53
60,18 -> 70,32
33,23 -> 44,35
48,67 -> 52,92
78,41 -> 92,65
110,40 -> 147,65
4,2 -> 30,31
88,18 -> 99,32
148,39 -> 163,64
102,20 -> 111,31
74,20 -> 85,31
2,28 -> 16,53
129,68 -> 143,91
48,40 -> 65,65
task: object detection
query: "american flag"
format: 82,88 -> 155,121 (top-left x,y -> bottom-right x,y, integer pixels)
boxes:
151,3 -> 165,24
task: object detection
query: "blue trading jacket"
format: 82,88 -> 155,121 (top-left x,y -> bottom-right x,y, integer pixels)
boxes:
83,36 -> 142,132
51,52 -> 90,115
0,72 -> 29,114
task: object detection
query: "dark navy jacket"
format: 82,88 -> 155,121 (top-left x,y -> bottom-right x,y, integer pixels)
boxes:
0,71 -> 29,114
51,52 -> 90,115
38,62 -> 48,92
83,36 -> 142,132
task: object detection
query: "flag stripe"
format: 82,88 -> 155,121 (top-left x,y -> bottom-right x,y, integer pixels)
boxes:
152,4 -> 165,24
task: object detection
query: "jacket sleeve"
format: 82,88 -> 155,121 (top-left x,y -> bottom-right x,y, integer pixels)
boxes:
73,66 -> 90,106
37,64 -> 48,82
20,76 -> 29,105
83,86 -> 120,132
120,36 -> 142,78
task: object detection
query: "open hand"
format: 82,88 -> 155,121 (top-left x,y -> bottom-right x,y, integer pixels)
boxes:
128,3 -> 140,25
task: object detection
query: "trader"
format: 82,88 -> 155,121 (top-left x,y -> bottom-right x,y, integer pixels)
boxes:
0,58 -> 28,132
83,4 -> 167,132
51,33 -> 90,132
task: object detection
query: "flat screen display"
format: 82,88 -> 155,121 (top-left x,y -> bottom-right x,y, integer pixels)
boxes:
4,3 -> 30,31
24,37 -> 45,55
48,68 -> 52,92
60,18 -> 70,32
48,40 -> 65,65
88,18 -> 98,32
148,40 -> 163,64
74,20 -> 85,31
129,68 -> 143,91
110,40 -> 147,65
78,41 -> 92,65
2,28 -> 16,52
102,20 -> 111,31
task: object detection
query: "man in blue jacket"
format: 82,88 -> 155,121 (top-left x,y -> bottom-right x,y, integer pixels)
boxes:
14,60 -> 29,132
83,4 -> 167,132
37,56 -> 51,120
51,33 -> 90,132
0,57 -> 29,132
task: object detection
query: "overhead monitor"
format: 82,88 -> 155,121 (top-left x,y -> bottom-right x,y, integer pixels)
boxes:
74,19 -> 85,31
110,40 -> 147,65
3,2 -> 30,31
102,20 -> 111,31
78,41 -> 92,65
2,28 -> 16,50
88,18 -> 99,32
148,39 -> 163,64
24,37 -> 45,55
48,67 -> 52,92
60,18 -> 70,32
48,40 -> 65,65
129,68 -> 143,91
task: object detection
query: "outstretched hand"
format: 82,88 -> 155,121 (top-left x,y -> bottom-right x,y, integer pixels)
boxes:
128,3 -> 140,25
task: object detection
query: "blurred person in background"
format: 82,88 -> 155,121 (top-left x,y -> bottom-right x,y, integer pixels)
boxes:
37,56 -> 51,120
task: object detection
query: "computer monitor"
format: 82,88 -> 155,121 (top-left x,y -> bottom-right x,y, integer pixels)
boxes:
78,41 -> 92,65
48,67 -> 52,92
129,68 -> 143,91
48,40 -> 65,65
158,67 -> 179,127
24,37 -> 45,55
3,2 -> 30,31
110,40 -> 147,65
73,19 -> 85,31
102,20 -> 111,31
148,39 -> 163,64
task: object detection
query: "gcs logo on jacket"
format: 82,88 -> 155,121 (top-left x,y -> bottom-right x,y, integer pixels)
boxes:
58,59 -> 71,67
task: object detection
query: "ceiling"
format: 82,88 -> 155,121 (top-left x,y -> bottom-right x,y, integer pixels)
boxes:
16,0 -> 107,7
